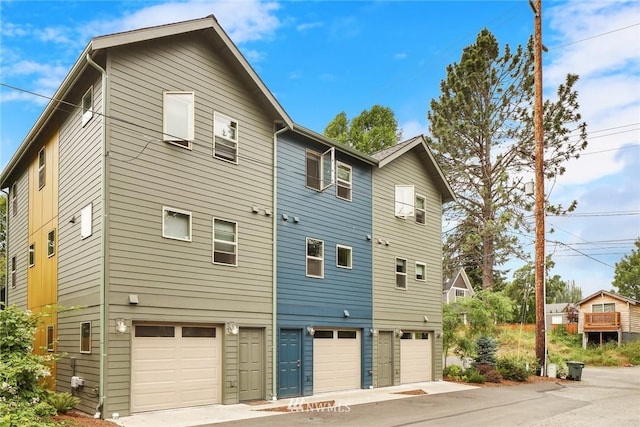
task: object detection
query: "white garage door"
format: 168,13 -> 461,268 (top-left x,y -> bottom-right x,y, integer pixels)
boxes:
400,332 -> 432,384
131,324 -> 220,413
313,329 -> 361,393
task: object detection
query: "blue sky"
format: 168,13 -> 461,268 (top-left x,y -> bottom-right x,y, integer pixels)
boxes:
1,0 -> 638,298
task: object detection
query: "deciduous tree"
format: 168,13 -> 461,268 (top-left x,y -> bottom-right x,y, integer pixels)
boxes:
324,105 -> 401,154
612,239 -> 640,300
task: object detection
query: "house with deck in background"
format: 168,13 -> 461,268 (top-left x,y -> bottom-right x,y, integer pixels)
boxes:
577,290 -> 640,348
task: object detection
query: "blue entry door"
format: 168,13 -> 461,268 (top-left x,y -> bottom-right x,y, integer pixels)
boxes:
278,329 -> 302,397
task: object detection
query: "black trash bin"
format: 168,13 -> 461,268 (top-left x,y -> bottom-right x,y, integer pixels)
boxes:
566,361 -> 584,380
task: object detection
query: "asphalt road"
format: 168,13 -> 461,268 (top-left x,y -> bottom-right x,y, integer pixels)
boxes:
211,366 -> 640,427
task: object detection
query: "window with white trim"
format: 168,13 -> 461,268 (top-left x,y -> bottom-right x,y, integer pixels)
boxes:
306,238 -> 324,278
306,148 -> 334,191
82,87 -> 93,126
214,112 -> 238,163
395,258 -> 407,289
592,303 -> 615,313
213,218 -> 237,266
81,203 -> 93,239
80,322 -> 91,354
46,325 -> 55,352
38,147 -> 46,190
415,262 -> 426,281
11,182 -> 17,217
394,185 -> 414,218
10,256 -> 16,289
336,162 -> 352,201
47,229 -> 56,257
163,91 -> 194,149
415,194 -> 426,225
28,243 -> 35,267
336,244 -> 352,269
455,288 -> 466,297
162,207 -> 192,241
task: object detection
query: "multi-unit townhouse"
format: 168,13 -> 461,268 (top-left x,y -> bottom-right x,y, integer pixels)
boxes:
371,137 -> 455,386
1,16 -> 293,417
0,15 -> 454,418
275,126 -> 376,398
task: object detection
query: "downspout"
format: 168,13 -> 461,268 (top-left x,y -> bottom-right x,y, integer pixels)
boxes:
86,53 -> 107,418
2,189 -> 8,308
272,124 -> 289,401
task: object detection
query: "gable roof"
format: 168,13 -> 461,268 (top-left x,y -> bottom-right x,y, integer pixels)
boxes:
546,303 -> 570,314
577,289 -> 639,306
1,15 -> 293,187
289,124 -> 378,165
443,267 -> 474,293
372,135 -> 455,203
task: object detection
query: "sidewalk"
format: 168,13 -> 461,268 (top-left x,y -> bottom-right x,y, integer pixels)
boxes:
113,381 -> 477,427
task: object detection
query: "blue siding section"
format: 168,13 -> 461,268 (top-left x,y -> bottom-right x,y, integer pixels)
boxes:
277,132 -> 373,394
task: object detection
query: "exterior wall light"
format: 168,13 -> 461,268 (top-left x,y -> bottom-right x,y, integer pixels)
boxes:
226,322 -> 239,335
306,326 -> 315,336
115,318 -> 127,334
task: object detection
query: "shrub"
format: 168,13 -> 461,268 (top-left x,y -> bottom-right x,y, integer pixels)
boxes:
473,363 -> 503,383
48,392 -> 81,414
465,368 -> 485,384
496,357 -> 534,382
443,365 -> 464,380
619,340 -> 640,365
474,335 -> 497,366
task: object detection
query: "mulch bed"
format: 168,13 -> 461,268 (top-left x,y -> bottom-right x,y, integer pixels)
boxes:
394,389 -> 428,395
445,375 -> 572,387
53,410 -> 119,426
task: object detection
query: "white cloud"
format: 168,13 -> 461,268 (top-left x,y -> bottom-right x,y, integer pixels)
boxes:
394,52 -> 408,60
399,120 -> 428,140
296,21 -> 323,32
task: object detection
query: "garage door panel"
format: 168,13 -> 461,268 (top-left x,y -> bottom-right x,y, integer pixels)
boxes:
313,330 -> 360,393
132,325 -> 220,413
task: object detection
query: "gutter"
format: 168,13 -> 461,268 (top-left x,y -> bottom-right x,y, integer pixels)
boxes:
271,124 -> 289,401
85,53 -> 108,418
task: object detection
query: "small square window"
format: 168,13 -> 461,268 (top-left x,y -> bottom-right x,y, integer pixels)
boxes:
47,229 -> 56,257
11,182 -> 17,217
38,147 -> 46,190
163,91 -> 194,149
46,325 -> 55,352
162,207 -> 192,241
214,112 -> 238,163
28,243 -> 35,267
395,258 -> 407,289
337,244 -> 352,269
415,194 -> 426,225
415,262 -> 426,281
395,185 -> 414,218
213,218 -> 237,266
336,162 -> 352,201
80,322 -> 91,354
306,238 -> 324,278
82,87 -> 93,126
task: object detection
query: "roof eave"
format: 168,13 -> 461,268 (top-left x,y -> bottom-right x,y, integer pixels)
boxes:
290,124 -> 378,165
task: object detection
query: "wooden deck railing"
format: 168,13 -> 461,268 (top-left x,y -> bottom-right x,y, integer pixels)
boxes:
583,312 -> 621,331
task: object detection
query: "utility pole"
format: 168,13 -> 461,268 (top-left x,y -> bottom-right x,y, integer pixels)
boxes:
530,0 -> 546,374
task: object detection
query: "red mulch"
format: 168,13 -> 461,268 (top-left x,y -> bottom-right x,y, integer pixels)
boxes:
53,410 -> 119,426
445,375 -> 572,387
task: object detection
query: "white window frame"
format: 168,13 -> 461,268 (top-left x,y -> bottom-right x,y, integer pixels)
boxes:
415,194 -> 426,225
10,256 -> 16,289
336,162 -> 352,201
395,257 -> 407,290
82,86 -> 93,127
213,111 -> 239,163
592,303 -> 615,313
306,148 -> 335,191
306,238 -> 324,278
81,203 -> 93,239
394,185 -> 414,218
415,262 -> 426,281
336,244 -> 352,269
213,218 -> 238,266
163,91 -> 195,149
28,243 -> 35,267
47,229 -> 56,257
38,147 -> 46,190
80,322 -> 91,354
46,325 -> 55,352
162,207 -> 192,242
455,288 -> 466,298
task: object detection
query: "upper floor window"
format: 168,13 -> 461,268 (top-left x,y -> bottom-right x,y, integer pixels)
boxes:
394,185 -> 414,218
336,162 -> 352,201
10,256 -> 16,289
592,303 -> 615,313
306,148 -> 334,191
38,147 -> 46,190
395,258 -> 407,289
336,244 -> 352,269
306,238 -> 324,278
455,288 -> 466,297
415,194 -> 426,225
81,203 -> 93,239
415,262 -> 426,281
28,243 -> 35,267
82,87 -> 93,126
213,218 -> 237,266
47,229 -> 56,257
11,182 -> 17,217
214,112 -> 238,163
163,91 -> 194,149
80,322 -> 92,354
162,207 -> 192,241
46,325 -> 55,352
